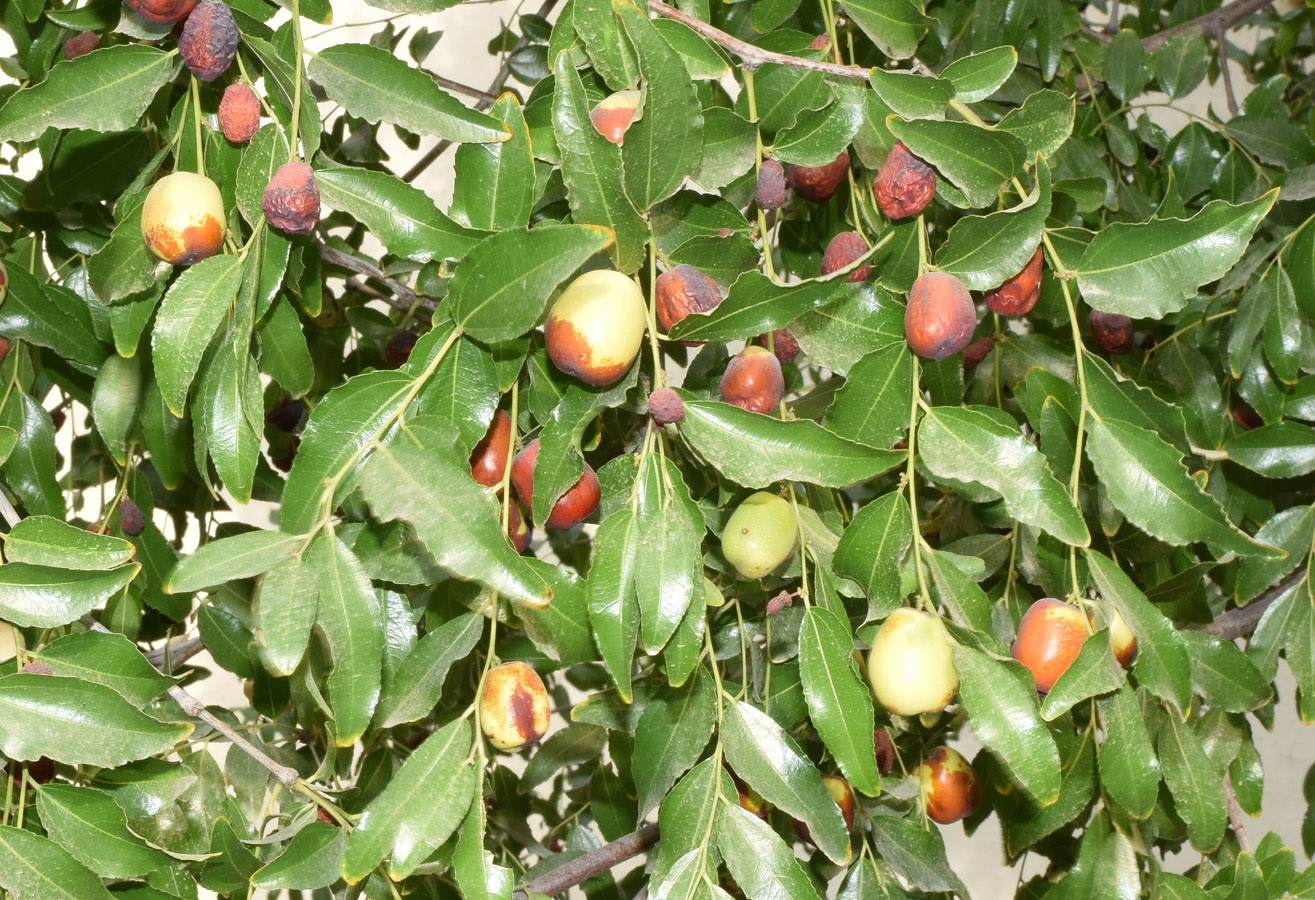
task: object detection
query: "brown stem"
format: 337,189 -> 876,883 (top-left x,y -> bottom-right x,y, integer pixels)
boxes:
319,243 -> 428,310
1085,0 -> 1276,49
1223,773 -> 1252,853
145,636 -> 207,670
1186,570 -> 1306,641
1217,23 -> 1239,116
517,823 -> 660,898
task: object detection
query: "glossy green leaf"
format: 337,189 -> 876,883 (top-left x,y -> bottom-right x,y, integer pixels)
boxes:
1040,630 -> 1124,720
941,46 -> 1017,103
1227,423 -> 1315,478
5,515 -> 134,570
197,342 -> 262,504
587,509 -> 641,700
843,0 -> 928,59
1095,685 -> 1160,819
668,271 -> 836,343
89,353 -> 141,465
252,822 -> 347,891
168,530 -> 304,594
572,0 -> 639,88
36,784 -> 172,879
997,89 -> 1075,159
791,283 -> 907,376
1104,30 -> 1148,103
633,455 -> 704,653
654,758 -> 733,884
0,562 -> 138,628
771,86 -> 865,166
521,724 -> 607,790
453,782 -> 513,900
235,124 -> 291,228
800,605 -> 880,796
653,19 -> 729,80
888,117 -> 1027,208
825,344 -> 912,450
866,69 -> 952,120
375,612 -> 484,728
0,263 -> 108,369
151,254 -> 243,416
1235,504 -> 1314,604
634,670 -> 717,816
1181,630 -> 1273,713
32,631 -> 172,706
718,803 -> 823,900
0,826 -> 114,900
1155,28 -> 1208,98
833,492 -> 910,614
1158,709 -> 1227,851
868,815 -> 968,895
453,94 -> 535,232
311,535 -> 383,745
936,159 -> 1050,291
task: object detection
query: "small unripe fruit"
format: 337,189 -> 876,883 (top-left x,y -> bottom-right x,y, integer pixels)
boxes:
867,608 -> 958,717
962,336 -> 994,372
1094,608 -> 1138,668
655,264 -> 722,335
507,502 -> 531,553
479,661 -> 550,750
648,388 -> 685,426
124,0 -> 198,24
218,84 -> 261,143
756,329 -> 800,364
721,491 -> 797,580
179,2 -> 239,82
120,498 -> 144,536
384,330 -> 418,369
141,171 -> 226,266
511,438 -> 601,530
63,31 -> 100,60
1089,310 -> 1134,354
917,747 -> 981,825
471,410 -> 513,488
262,161 -> 320,236
821,231 -> 871,282
873,728 -> 895,775
904,272 -> 976,361
984,247 -> 1043,317
589,91 -> 641,144
1012,598 -> 1088,693
757,159 -> 787,210
787,152 -> 849,203
720,346 -> 784,414
794,775 -> 856,843
544,270 -> 647,386
873,142 -> 936,220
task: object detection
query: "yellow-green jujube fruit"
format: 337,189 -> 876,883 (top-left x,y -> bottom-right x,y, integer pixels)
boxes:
140,171 -> 227,265
721,491 -> 797,580
866,607 -> 958,716
544,270 -> 647,386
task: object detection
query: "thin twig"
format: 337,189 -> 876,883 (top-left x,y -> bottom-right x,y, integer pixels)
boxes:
1187,569 -> 1306,640
1084,0 -> 1276,49
1223,774 -> 1252,853
144,636 -> 207,670
1217,23 -> 1239,116
0,490 -> 19,529
516,823 -> 660,898
319,243 -> 428,310
432,72 -> 501,102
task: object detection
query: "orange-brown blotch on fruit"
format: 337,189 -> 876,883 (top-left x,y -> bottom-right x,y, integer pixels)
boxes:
873,142 -> 936,220
756,328 -> 800,364
589,91 -> 641,144
262,161 -> 320,236
511,438 -> 601,530
63,31 -> 100,60
962,336 -> 994,372
124,0 -> 197,24
219,84 -> 261,143
984,247 -> 1043,316
794,775 -> 857,843
918,747 -> 981,825
867,607 -> 959,716
821,230 -> 871,282
1091,607 -> 1138,668
479,661 -> 550,750
141,171 -> 226,265
648,387 -> 685,426
720,345 -> 784,414
873,727 -> 895,775
655,264 -> 722,335
904,272 -> 976,361
1012,598 -> 1089,693
787,152 -> 849,203
725,764 -> 769,817
178,1 -> 239,82
1089,309 -> 1134,354
757,159 -> 787,210
545,270 -> 647,386
470,410 -> 513,488
120,498 -> 144,536
721,491 -> 797,580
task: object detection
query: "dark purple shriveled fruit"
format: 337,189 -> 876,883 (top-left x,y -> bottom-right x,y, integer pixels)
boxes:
648,387 -> 685,426
384,331 -> 418,369
962,336 -> 995,372
179,1 -> 239,82
905,272 -> 976,361
124,0 -> 198,24
1089,310 -> 1134,354
874,728 -> 896,775
873,142 -> 937,220
63,31 -> 100,60
511,439 -> 600,530
266,396 -> 304,433
262,161 -> 320,235
787,152 -> 849,203
219,84 -> 261,143
756,159 -> 787,211
720,346 -> 784,414
120,498 -> 144,536
655,264 -> 722,335
756,329 -> 800,365
821,230 -> 871,282
984,247 -> 1043,317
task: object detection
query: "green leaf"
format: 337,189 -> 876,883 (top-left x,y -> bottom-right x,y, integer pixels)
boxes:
197,342 -> 262,504
318,166 -> 487,264
0,264 -> 107,370
887,117 -> 1027,207
1181,630 -> 1273,713
868,815 -> 968,895
997,89 -> 1075,160
1093,684 -> 1160,821
1104,30 -> 1148,102
0,46 -> 173,141
677,396 -> 904,488
453,94 -> 536,232
634,669 -> 717,817
5,515 -> 134,571
411,323 -> 501,454
800,606 -> 880,796
587,509 -> 641,700
252,822 -> 347,891
842,0 -> 928,59
668,271 -> 836,343
826,344 -> 913,450
718,804 -> 823,900
151,254 -> 244,416
0,674 -> 190,767
0,392 -> 63,519
521,724 -> 608,790
941,46 -> 1017,103
342,717 -> 477,882
311,536 -> 383,746
617,0 -> 704,210
722,700 -> 850,864
447,224 -> 615,342
252,550 -> 318,676
654,758 -> 733,884
865,70 -> 952,120
953,644 -> 1061,803
791,283 -> 906,376
1085,417 -> 1267,558
35,784 -> 172,879
1158,709 -> 1227,851
1235,505 -> 1315,604
0,826 -> 114,900
1000,729 -> 1097,856
1227,422 -> 1315,478
308,44 -> 510,144
236,125 -> 291,228
32,631 -> 172,707
453,783 -> 513,900
168,530 -> 304,594
90,354 -> 141,466
631,454 -> 704,652
936,159 -> 1051,291
1262,265 -> 1302,384
0,563 -> 138,628
1086,550 -> 1193,713
771,86 -> 865,167
375,612 -> 485,728
919,405 -> 1088,546
1039,630 -> 1124,720
833,492 -> 910,614
572,0 -> 639,89
1073,192 -> 1276,318
257,297 -> 314,398
1156,28 -> 1208,98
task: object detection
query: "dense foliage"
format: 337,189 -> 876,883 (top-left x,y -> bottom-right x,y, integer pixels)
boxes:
0,0 -> 1313,897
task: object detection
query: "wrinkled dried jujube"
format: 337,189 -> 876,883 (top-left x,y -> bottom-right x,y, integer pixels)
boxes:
219,83 -> 261,143
756,158 -> 787,210
787,152 -> 849,203
873,142 -> 936,220
821,230 -> 871,282
179,1 -> 239,82
262,161 -> 320,235
984,247 -> 1043,316
124,0 -> 198,24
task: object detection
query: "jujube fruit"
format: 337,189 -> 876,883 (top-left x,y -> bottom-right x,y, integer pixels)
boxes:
219,84 -> 261,143
470,410 -> 513,488
787,152 -> 849,203
589,91 -> 641,144
873,142 -> 936,220
1011,598 -> 1088,693
120,498 -> 144,536
384,330 -> 418,369
917,747 -> 981,824
179,1 -> 239,82
262,161 -> 320,236
756,159 -> 787,210
511,438 -> 600,530
962,336 -> 994,372
904,272 -> 976,361
124,0 -> 198,24
821,230 -> 871,282
873,727 -> 895,775
507,502 -> 531,553
648,387 -> 685,426
721,491 -> 797,580
63,31 -> 100,60
756,328 -> 800,364
544,269 -> 647,386
720,345 -> 784,414
794,775 -> 856,843
141,171 -> 226,265
1089,310 -> 1134,354
984,247 -> 1043,317
266,396 -> 304,433
726,764 -> 769,817
866,607 -> 958,716
1091,607 -> 1137,668
655,264 -> 722,335
479,661 -> 550,750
